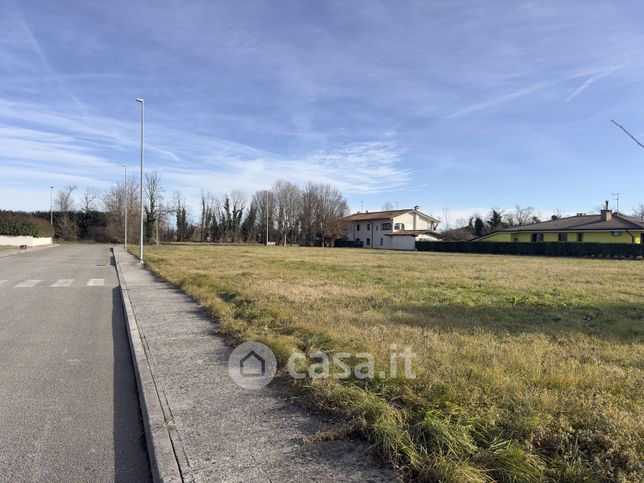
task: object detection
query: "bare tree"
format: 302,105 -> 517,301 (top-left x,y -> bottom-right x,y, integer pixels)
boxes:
144,172 -> 163,244
509,205 -> 537,226
317,183 -> 349,246
551,209 -> 565,220
199,190 -> 215,242
102,177 -> 140,243
252,189 -> 275,244
55,185 -> 77,240
273,180 -> 301,246
633,203 -> 644,219
299,183 -> 319,246
81,188 -> 99,212
55,185 -> 77,212
382,201 -> 395,211
441,207 -> 452,231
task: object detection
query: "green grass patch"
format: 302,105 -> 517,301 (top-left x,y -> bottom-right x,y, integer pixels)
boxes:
142,245 -> 644,481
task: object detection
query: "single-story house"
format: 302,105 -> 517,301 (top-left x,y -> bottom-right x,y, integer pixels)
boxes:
477,205 -> 644,244
343,207 -> 440,250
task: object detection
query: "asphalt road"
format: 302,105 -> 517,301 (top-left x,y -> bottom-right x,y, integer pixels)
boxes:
0,244 -> 151,482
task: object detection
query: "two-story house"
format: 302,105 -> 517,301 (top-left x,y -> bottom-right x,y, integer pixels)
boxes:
343,207 -> 440,250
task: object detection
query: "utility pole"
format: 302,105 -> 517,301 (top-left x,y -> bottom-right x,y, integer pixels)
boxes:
49,186 -> 54,225
123,165 -> 128,249
265,190 -> 269,246
136,98 -> 144,263
611,192 -> 624,213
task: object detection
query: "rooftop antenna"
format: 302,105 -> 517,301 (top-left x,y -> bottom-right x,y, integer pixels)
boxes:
360,201 -> 364,212
611,192 -> 624,213
395,201 -> 399,209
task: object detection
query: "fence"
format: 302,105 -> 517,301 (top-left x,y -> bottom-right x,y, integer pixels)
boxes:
415,241 -> 644,258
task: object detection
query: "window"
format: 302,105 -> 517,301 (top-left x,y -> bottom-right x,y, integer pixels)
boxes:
356,224 -> 360,231
558,233 -> 568,242
366,238 -> 371,246
381,222 -> 392,230
394,223 -> 405,230
577,233 -> 584,242
367,224 -> 371,230
610,230 -> 621,237
380,238 -> 383,246
531,233 -> 544,242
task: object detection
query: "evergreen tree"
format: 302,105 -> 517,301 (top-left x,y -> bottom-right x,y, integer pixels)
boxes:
487,209 -> 504,231
474,217 -> 485,236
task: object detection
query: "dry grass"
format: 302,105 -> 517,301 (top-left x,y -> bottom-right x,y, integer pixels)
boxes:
142,245 -> 644,481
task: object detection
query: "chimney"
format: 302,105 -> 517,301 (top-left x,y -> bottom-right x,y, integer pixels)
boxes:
601,200 -> 612,221
414,205 -> 420,211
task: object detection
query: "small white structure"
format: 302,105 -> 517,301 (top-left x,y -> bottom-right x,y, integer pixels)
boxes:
343,207 -> 440,250
0,235 -> 53,247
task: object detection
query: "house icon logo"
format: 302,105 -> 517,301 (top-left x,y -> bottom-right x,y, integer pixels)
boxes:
240,350 -> 266,377
228,342 -> 277,390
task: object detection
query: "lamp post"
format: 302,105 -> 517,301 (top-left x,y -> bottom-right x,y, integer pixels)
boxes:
135,98 -> 144,263
122,165 -> 128,249
49,186 -> 54,225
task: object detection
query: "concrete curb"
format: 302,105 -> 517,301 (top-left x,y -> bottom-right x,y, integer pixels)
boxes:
112,248 -> 184,483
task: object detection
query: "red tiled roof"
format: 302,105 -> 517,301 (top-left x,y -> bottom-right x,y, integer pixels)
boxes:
344,209 -> 439,222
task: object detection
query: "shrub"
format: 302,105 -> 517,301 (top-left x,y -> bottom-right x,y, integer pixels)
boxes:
0,211 -> 54,238
416,241 -> 644,258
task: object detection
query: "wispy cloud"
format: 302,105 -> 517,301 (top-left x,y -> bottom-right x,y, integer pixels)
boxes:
2,1 -> 644,213
564,64 -> 625,102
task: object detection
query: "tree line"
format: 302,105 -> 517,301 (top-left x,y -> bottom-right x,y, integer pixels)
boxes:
27,176 -> 350,246
441,203 -> 644,241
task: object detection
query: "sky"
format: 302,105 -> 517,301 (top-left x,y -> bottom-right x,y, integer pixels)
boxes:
1,0 -> 644,225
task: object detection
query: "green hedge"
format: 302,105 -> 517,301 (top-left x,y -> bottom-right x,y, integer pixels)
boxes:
0,212 -> 54,238
416,241 -> 644,258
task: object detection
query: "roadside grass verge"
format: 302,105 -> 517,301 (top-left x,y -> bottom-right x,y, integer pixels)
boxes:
142,245 -> 643,481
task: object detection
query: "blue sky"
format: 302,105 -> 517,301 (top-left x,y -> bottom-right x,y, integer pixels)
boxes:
1,0 -> 643,223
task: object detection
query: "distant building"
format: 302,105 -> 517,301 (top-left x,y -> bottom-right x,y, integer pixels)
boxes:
343,207 -> 440,250
478,203 -> 644,244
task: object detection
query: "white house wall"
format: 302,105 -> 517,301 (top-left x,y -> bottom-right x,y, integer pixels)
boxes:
346,212 -> 436,249
390,236 -> 416,250
393,213 -> 434,231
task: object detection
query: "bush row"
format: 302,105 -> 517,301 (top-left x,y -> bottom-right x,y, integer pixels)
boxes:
334,239 -> 364,248
416,241 -> 644,258
0,212 -> 54,237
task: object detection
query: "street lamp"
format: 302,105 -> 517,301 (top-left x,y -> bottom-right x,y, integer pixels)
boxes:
122,165 -> 128,249
135,98 -> 144,263
49,186 -> 54,225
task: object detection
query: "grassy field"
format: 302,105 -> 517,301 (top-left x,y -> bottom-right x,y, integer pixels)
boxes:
142,245 -> 643,482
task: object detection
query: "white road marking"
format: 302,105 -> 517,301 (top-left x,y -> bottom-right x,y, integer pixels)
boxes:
51,279 -> 74,287
15,279 -> 42,288
87,279 -> 104,287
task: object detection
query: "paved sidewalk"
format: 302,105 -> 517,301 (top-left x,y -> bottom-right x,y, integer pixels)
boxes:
116,248 -> 394,482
